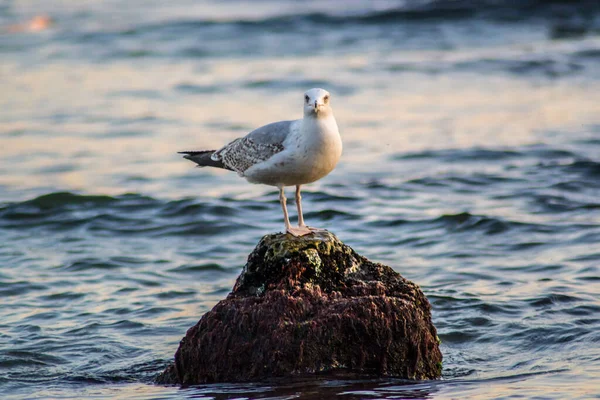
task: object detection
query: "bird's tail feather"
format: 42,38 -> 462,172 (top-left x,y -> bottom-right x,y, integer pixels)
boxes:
178,150 -> 233,171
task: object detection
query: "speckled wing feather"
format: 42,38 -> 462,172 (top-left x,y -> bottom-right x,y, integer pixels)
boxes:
212,120 -> 293,173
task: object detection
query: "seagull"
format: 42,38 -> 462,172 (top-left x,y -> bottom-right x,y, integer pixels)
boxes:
179,88 -> 342,236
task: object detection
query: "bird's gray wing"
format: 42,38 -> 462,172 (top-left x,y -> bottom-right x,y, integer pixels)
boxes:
212,120 -> 294,173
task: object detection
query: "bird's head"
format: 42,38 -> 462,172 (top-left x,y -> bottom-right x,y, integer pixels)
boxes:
303,88 -> 332,118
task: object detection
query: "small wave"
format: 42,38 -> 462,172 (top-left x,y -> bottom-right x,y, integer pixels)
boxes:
531,194 -> 600,213
160,198 -> 238,218
428,292 -> 522,316
438,330 -> 481,344
109,256 -> 149,265
107,320 -> 146,330
513,325 -> 591,350
155,290 -> 196,300
366,218 -> 409,228
433,212 -> 511,235
0,352 -> 69,369
574,137 -> 600,146
395,147 -> 522,162
64,374 -> 132,384
0,281 -> 47,297
242,79 -> 355,96
369,212 -> 550,237
569,252 -> 600,262
92,129 -> 151,139
549,21 -> 599,40
38,291 -> 86,301
243,78 -> 329,90
575,48 -> 600,60
174,82 -> 222,94
108,89 -> 163,100
168,262 -> 229,274
404,177 -> 450,188
508,241 -> 547,251
153,220 -> 257,237
528,293 -> 582,307
549,181 -> 590,192
303,209 -> 359,222
395,145 -> 577,164
107,359 -> 172,383
64,320 -> 145,336
406,174 -> 524,191
23,191 -> 117,209
563,304 -> 600,316
533,159 -> 600,184
305,190 -> 362,203
132,307 -> 177,317
564,160 -> 600,176
455,57 -> 583,78
62,258 -> 123,272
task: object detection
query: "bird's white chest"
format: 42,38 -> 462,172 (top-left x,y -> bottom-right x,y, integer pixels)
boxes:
245,117 -> 342,186
288,118 -> 340,165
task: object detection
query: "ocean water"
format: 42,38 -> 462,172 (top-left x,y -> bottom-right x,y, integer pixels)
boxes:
1,0 -> 600,398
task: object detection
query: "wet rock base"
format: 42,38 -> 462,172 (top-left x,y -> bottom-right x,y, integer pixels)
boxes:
157,231 -> 442,384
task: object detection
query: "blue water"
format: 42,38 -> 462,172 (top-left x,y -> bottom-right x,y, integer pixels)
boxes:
1,0 -> 600,398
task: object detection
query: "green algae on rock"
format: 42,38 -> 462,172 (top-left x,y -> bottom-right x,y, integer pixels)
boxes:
157,231 -> 442,384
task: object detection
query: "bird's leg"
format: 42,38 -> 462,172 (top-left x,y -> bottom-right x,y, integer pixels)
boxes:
295,185 -> 327,234
296,185 -> 306,227
280,186 -> 292,231
280,186 -> 311,237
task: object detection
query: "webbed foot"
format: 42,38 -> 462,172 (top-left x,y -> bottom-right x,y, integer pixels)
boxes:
285,226 -> 314,237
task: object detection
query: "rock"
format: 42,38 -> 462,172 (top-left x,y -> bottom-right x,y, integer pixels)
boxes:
156,231 -> 442,384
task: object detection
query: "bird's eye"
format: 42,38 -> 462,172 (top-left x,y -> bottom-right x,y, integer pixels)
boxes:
305,95 -> 310,103
324,95 -> 329,103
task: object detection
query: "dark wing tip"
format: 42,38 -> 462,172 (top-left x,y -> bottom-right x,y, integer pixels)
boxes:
178,150 -> 221,163
178,150 -> 216,158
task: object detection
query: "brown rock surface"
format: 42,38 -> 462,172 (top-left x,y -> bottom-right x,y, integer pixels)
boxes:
157,231 -> 442,384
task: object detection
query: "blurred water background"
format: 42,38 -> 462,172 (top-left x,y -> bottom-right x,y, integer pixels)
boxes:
1,0 -> 600,398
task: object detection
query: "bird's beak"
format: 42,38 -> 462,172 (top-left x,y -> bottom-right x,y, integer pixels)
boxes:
314,100 -> 319,112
